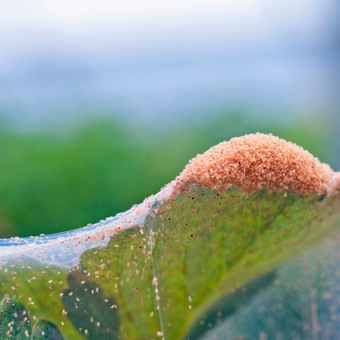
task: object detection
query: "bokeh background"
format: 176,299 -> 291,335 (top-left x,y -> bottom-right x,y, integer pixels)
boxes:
0,0 -> 339,237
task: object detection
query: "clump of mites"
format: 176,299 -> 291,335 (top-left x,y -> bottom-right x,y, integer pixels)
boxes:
175,133 -> 340,197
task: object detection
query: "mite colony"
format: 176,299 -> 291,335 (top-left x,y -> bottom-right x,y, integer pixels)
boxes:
175,133 -> 339,196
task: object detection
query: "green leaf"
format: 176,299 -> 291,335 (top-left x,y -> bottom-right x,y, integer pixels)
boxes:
0,187 -> 339,339
0,260 -> 85,339
31,319 -> 63,340
68,227 -> 160,339
62,270 -> 119,339
194,237 -> 340,340
66,187 -> 340,339
0,296 -> 31,339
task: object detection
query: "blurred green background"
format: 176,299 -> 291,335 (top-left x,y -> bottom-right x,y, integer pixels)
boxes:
0,113 -> 336,237
0,0 -> 339,237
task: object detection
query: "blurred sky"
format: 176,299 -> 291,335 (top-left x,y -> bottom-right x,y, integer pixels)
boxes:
0,0 -> 339,130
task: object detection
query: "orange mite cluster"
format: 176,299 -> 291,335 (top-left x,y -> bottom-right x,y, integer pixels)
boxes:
175,133 -> 338,196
